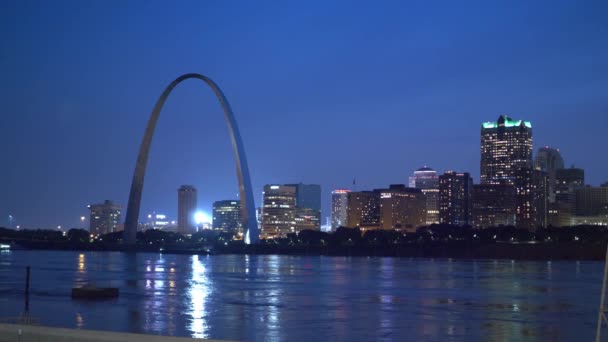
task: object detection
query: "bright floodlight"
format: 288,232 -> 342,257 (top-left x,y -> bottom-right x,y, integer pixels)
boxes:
194,211 -> 210,224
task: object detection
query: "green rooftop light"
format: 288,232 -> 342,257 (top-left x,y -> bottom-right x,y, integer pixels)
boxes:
482,117 -> 532,129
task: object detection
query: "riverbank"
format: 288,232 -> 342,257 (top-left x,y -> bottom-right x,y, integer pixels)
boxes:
5,240 -> 607,260
0,323 -> 236,342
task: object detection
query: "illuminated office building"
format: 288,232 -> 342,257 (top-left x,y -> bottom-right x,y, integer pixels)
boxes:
379,185 -> 426,232
331,189 -> 351,230
514,168 -> 548,229
261,185 -> 296,238
286,183 -> 321,231
347,191 -> 381,230
480,115 -> 533,185
212,200 -> 241,234
89,200 -> 121,236
439,171 -> 473,226
409,166 -> 440,225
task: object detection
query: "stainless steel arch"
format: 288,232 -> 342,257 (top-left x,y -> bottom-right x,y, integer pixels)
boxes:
124,73 -> 259,245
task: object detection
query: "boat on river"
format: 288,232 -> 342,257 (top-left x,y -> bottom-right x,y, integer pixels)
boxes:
71,284 -> 119,299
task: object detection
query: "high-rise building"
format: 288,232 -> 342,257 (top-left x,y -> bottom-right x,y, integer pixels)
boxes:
472,184 -> 517,228
534,147 -> 564,203
379,185 -> 426,232
439,171 -> 473,226
549,167 -> 584,227
480,115 -> 533,185
409,166 -> 440,225
212,200 -> 241,234
331,189 -> 351,230
89,200 -> 121,236
286,183 -> 321,231
347,191 -> 381,230
261,185 -> 296,238
514,168 -> 548,229
177,185 -> 197,235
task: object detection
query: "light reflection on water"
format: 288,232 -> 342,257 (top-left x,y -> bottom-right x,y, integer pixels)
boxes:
188,255 -> 211,339
0,251 -> 603,341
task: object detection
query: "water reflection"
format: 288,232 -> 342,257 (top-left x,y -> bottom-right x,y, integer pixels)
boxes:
188,255 -> 212,339
0,252 -> 602,341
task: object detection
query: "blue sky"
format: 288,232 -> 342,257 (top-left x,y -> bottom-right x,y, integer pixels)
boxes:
1,0 -> 607,228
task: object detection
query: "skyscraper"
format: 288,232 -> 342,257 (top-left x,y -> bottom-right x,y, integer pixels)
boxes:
177,185 -> 197,235
331,189 -> 351,230
514,168 -> 548,229
480,115 -> 533,185
88,200 -> 121,236
286,183 -> 322,231
261,185 -> 296,238
212,200 -> 241,234
534,146 -> 564,202
409,166 -> 440,225
439,171 -> 473,226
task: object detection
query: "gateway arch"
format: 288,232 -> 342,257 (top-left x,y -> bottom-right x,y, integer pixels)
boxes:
124,73 -> 259,245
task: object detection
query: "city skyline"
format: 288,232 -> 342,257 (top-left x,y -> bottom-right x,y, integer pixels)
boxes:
1,1 -> 607,229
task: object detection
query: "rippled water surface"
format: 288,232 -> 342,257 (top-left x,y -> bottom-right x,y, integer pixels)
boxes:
0,250 -> 602,341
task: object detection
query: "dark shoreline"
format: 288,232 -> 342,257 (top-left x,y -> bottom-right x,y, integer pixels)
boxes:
6,241 -> 607,261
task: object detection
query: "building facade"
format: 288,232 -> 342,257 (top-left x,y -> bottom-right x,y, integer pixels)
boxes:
409,166 -> 440,225
212,200 -> 241,234
480,115 -> 533,185
472,184 -> 517,228
177,185 -> 197,235
439,171 -> 473,226
514,168 -> 548,229
575,186 -> 608,217
89,200 -> 121,236
347,191 -> 381,230
331,189 -> 351,230
379,185 -> 426,232
261,185 -> 296,238
286,183 -> 321,231
534,147 -> 564,203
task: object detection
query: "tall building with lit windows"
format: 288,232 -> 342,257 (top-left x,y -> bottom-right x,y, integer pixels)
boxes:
89,200 -> 121,236
480,115 -> 533,186
534,146 -> 564,203
347,191 -> 381,230
212,200 -> 241,234
331,189 -> 351,230
514,168 -> 548,229
286,183 -> 322,231
177,185 -> 197,235
409,166 -> 440,225
379,185 -> 426,232
261,185 -> 296,238
439,171 -> 473,226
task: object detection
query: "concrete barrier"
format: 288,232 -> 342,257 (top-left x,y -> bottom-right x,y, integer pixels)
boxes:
0,323 -> 237,342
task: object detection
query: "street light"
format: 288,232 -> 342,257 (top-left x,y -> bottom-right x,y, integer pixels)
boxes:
80,216 -> 86,229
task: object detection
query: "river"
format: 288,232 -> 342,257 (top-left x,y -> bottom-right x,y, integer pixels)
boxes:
0,250 -> 602,341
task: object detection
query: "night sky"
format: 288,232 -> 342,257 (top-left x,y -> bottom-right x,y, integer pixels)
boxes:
1,0 -> 607,229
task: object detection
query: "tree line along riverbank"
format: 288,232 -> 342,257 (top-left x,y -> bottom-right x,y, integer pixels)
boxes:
1,225 -> 607,260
